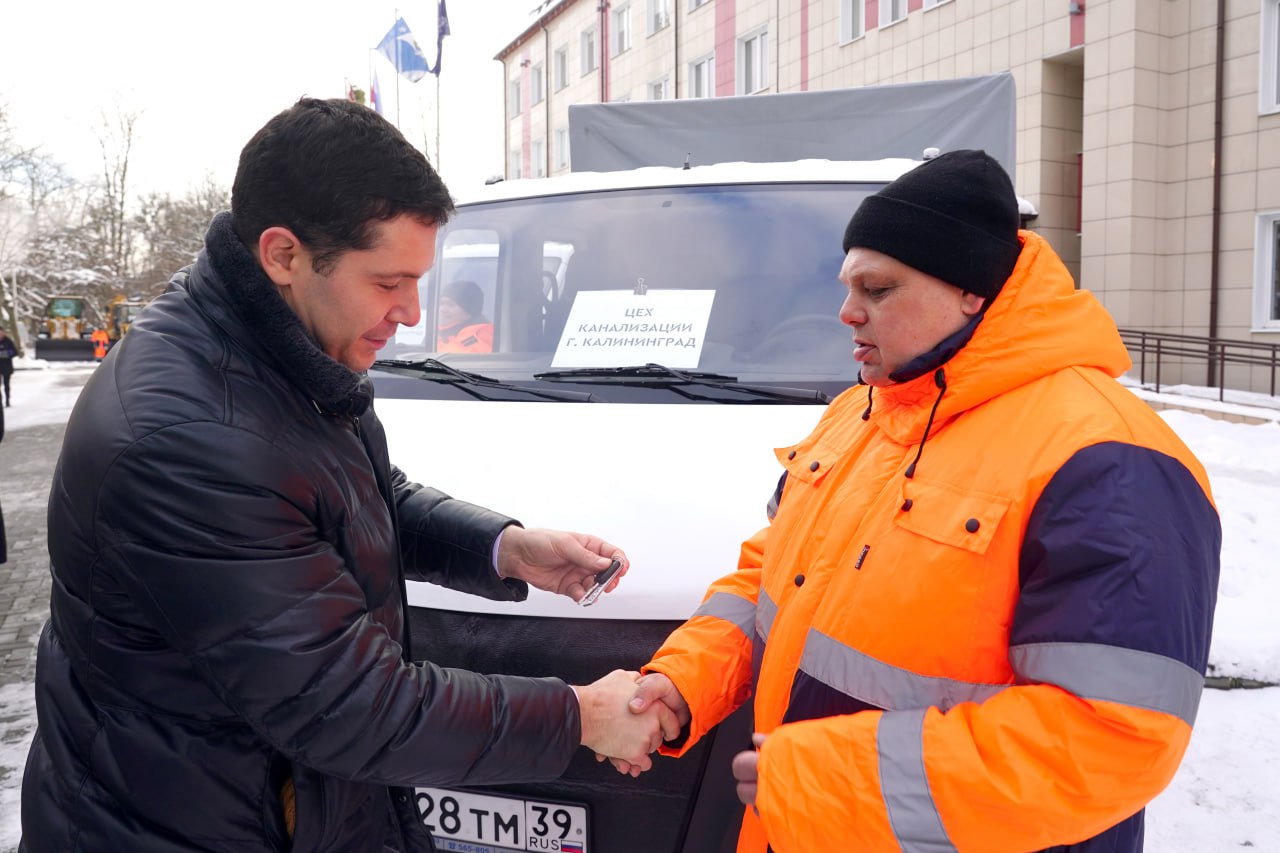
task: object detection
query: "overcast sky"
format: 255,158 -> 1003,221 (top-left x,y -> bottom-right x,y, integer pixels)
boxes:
0,0 -> 543,199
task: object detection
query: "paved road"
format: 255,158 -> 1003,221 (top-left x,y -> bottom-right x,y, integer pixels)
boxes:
0,368 -> 92,849
0,416 -> 75,683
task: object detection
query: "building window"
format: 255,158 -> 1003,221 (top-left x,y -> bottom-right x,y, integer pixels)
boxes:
689,0 -> 708,9
532,139 -> 546,178
924,0 -> 947,7
840,0 -> 865,43
613,4 -> 632,55
508,79 -> 521,118
648,0 -> 670,34
554,127 -> 570,170
689,53 -> 715,98
1263,0 -> 1280,113
880,0 -> 907,26
649,76 -> 671,100
738,28 -> 769,94
509,149 -> 523,180
581,27 -> 597,74
1255,211 -> 1280,331
554,47 -> 569,91
531,63 -> 545,105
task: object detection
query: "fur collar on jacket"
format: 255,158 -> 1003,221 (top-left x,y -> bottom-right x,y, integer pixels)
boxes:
203,211 -> 373,418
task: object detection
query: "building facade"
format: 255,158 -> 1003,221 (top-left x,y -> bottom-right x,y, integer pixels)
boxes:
497,0 -> 1280,392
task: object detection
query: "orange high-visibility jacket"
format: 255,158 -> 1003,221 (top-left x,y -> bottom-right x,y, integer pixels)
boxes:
437,321 -> 494,353
647,232 -> 1220,853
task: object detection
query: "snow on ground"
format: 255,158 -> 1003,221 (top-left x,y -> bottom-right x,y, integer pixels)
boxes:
0,363 -> 1277,849
5,358 -> 97,432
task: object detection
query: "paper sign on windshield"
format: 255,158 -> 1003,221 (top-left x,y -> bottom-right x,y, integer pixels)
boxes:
551,289 -> 716,368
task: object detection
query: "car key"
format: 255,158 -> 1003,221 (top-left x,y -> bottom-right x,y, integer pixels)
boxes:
579,558 -> 623,606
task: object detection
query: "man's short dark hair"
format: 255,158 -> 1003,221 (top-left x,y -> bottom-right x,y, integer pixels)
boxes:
231,97 -> 454,273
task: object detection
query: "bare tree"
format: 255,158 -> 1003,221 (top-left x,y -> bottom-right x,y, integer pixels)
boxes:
132,175 -> 229,297
0,104 -> 34,203
91,106 -> 139,283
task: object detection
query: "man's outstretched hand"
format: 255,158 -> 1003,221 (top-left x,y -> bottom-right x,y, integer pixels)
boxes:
576,670 -> 681,774
596,671 -> 692,776
497,526 -> 628,603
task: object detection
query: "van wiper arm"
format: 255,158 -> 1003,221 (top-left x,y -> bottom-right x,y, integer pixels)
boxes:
534,363 -> 829,404
373,357 -> 598,402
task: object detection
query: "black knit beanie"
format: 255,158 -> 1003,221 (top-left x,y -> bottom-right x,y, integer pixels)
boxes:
841,149 -> 1022,299
442,279 -> 485,318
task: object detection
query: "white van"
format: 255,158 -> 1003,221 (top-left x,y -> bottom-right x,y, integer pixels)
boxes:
371,158 -> 917,853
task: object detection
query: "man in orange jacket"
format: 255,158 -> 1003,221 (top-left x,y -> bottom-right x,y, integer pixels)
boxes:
436,279 -> 494,353
621,150 -> 1220,852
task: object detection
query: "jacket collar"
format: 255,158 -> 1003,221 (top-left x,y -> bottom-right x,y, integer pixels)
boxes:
186,212 -> 373,417
869,231 -> 1131,445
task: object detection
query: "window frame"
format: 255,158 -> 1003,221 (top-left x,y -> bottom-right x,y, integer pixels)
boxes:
531,138 -> 546,178
507,79 -> 522,118
530,62 -> 545,105
1263,0 -> 1280,114
649,76 -> 671,100
553,47 -> 569,91
879,0 -> 907,27
689,52 -> 715,98
689,0 -> 708,10
839,0 -> 865,44
581,27 -> 598,75
508,149 -> 523,180
554,126 -> 570,170
737,27 -> 769,95
613,4 -> 632,56
1254,210 -> 1280,332
648,0 -> 671,35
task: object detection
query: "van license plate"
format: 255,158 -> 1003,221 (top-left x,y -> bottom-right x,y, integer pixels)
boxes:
415,787 -> 589,852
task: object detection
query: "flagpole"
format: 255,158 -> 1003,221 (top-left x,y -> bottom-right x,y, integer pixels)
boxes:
435,72 -> 442,170
394,9 -> 401,128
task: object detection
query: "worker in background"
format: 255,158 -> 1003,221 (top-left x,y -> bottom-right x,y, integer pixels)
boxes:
436,279 -> 494,353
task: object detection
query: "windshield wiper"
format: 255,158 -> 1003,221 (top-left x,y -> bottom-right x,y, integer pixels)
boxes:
534,363 -> 830,404
373,357 -> 597,402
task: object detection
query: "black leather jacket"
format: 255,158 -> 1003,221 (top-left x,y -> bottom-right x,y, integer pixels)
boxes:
22,213 -> 580,852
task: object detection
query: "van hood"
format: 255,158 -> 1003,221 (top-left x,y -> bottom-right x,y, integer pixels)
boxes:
377,399 -> 825,620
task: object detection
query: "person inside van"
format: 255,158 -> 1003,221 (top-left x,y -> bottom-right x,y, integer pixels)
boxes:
617,150 -> 1221,853
436,279 -> 494,353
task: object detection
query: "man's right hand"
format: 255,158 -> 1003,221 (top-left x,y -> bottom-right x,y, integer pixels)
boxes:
576,670 -> 681,775
597,672 -> 692,776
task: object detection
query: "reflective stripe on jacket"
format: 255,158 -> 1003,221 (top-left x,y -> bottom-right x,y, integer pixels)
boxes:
647,232 -> 1220,853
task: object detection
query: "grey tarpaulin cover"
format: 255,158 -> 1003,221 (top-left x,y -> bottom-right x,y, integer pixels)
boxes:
568,73 -> 1016,176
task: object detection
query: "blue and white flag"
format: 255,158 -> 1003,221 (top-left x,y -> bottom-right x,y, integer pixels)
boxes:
429,0 -> 451,76
376,17 -> 430,82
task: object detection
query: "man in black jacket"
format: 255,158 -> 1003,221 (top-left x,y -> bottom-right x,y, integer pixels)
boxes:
21,98 -> 674,852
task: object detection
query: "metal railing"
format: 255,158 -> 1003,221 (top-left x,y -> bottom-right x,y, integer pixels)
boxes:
1119,328 -> 1280,401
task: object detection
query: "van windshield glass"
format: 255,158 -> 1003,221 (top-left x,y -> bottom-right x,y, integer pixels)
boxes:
384,182 -> 882,392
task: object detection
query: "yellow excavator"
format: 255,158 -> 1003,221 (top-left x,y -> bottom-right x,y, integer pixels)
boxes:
106,294 -> 148,347
33,295 -> 96,361
33,293 -> 150,361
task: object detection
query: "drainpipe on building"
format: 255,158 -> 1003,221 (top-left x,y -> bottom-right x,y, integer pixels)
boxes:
502,58 -> 510,179
673,0 -> 680,99
1206,0 -> 1225,383
544,22 -> 551,176
599,1 -> 610,103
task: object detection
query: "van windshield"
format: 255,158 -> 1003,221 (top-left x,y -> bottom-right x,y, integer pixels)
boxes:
382,181 -> 883,396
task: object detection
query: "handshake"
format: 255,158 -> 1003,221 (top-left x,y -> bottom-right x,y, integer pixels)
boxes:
574,670 -> 691,776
